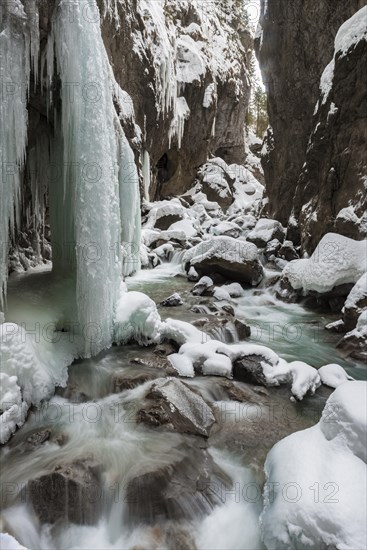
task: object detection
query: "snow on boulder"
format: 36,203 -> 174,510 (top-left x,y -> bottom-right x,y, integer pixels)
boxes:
160,293 -> 183,307
318,363 -> 354,388
283,233 -> 367,295
0,323 -> 75,443
197,159 -> 234,211
261,381 -> 367,550
167,218 -> 198,238
183,236 -> 264,285
212,221 -> 241,238
114,291 -> 162,345
247,218 -> 285,248
343,273 -> 367,331
145,200 -> 187,231
337,309 -> 367,361
213,287 -> 232,302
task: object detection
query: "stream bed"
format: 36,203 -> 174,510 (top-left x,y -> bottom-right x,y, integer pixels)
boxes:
0,266 -> 365,549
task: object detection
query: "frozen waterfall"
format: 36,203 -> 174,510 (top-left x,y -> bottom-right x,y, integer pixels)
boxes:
0,0 -> 142,357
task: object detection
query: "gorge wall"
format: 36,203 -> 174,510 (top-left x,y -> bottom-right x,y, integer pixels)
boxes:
256,0 -> 367,252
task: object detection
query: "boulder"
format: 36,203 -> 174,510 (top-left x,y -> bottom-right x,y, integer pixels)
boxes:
184,237 -> 264,286
28,457 -> 103,525
160,293 -> 184,307
342,273 -> 367,331
124,445 -> 231,526
247,219 -> 286,248
232,355 -> 271,386
137,378 -> 215,437
278,240 -> 299,261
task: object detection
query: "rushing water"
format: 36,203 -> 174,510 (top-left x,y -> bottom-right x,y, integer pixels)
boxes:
1,264 -> 365,549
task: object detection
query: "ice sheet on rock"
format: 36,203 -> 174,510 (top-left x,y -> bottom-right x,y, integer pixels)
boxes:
318,363 -> 354,388
0,374 -> 28,445
261,381 -> 367,550
283,233 -> 367,294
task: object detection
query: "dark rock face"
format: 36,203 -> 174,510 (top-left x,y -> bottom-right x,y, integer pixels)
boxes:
28,457 -> 102,525
232,355 -> 270,386
256,0 -> 365,251
98,0 -> 252,200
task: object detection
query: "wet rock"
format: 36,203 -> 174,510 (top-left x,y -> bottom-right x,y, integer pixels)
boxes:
113,373 -> 157,393
125,445 -> 231,526
234,319 -> 251,340
220,380 -> 269,403
28,457 -> 103,525
25,429 -> 51,449
137,378 -> 215,438
325,319 -> 345,333
130,356 -> 177,375
160,293 -> 184,307
153,342 -> 178,356
232,355 -> 270,386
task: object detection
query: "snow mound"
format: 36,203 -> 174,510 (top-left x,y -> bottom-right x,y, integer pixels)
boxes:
283,233 -> 367,294
114,291 -> 162,345
0,534 -> 28,550
318,364 -> 354,388
0,322 -> 75,443
261,381 -> 367,550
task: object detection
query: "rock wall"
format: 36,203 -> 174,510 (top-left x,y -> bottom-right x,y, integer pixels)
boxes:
256,0 -> 366,252
98,0 -> 253,200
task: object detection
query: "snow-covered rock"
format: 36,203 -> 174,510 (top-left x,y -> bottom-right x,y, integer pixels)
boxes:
160,293 -> 183,307
261,381 -> 367,550
337,309 -> 367,361
0,322 -> 75,444
114,291 -> 162,345
283,233 -> 367,295
318,363 -> 354,388
247,218 -> 285,248
343,273 -> 367,330
183,236 -> 264,286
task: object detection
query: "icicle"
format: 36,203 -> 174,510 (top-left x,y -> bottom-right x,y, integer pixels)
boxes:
142,150 -> 151,201
118,131 -> 141,277
0,3 -> 32,305
168,97 -> 190,149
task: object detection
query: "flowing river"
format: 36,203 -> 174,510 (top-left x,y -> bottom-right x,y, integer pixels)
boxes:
1,264 -> 365,550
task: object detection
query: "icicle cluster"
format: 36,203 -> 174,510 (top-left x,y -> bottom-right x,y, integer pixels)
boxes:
0,1 -> 38,303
